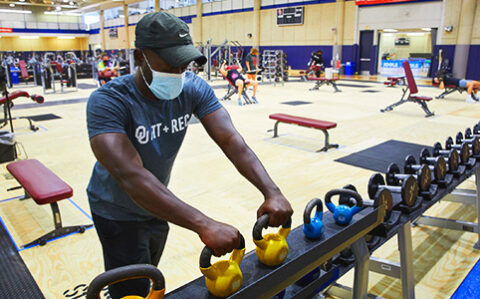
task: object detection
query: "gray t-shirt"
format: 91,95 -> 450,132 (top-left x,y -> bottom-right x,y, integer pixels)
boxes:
86,72 -> 222,221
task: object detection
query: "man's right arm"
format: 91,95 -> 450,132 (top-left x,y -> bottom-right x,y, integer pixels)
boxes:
89,132 -> 240,256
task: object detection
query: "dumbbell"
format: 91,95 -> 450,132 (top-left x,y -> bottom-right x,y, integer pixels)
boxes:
368,173 -> 418,207
404,154 -> 449,187
386,162 -> 436,199
445,137 -> 472,167
340,184 -> 393,220
432,142 -> 465,177
456,132 -> 480,159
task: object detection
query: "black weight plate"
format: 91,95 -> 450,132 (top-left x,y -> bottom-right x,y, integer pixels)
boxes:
445,137 -> 454,150
420,148 -> 431,163
339,184 -> 357,207
465,128 -> 473,139
404,155 -> 417,174
368,173 -> 385,199
386,163 -> 401,186
432,142 -> 443,156
456,132 -> 463,144
401,176 -> 418,207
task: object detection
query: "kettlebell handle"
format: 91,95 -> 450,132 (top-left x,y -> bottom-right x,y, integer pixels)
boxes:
86,264 -> 165,299
199,234 -> 245,269
303,198 -> 323,225
324,189 -> 363,207
253,214 -> 292,241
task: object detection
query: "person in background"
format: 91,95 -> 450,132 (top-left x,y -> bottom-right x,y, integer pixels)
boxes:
97,53 -> 119,85
308,50 -> 324,77
433,74 -> 480,102
245,48 -> 259,82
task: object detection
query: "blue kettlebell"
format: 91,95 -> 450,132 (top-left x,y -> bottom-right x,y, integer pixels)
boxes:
303,198 -> 324,239
325,189 -> 363,226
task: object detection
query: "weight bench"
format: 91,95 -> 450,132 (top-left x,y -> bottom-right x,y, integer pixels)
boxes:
220,65 -> 256,105
381,60 -> 434,117
308,77 -> 341,93
268,113 -> 338,152
384,76 -> 405,87
434,84 -> 478,99
6,159 -> 92,248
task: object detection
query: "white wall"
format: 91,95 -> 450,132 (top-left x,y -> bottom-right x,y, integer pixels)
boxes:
357,1 -> 443,44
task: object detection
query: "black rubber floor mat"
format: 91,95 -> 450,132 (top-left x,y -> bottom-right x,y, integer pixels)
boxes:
0,222 -> 44,298
28,114 -> 61,122
336,83 -> 372,88
281,101 -> 312,106
362,90 -> 380,93
335,140 -> 432,173
77,83 -> 98,89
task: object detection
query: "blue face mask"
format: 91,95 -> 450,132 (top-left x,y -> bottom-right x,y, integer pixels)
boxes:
140,52 -> 185,100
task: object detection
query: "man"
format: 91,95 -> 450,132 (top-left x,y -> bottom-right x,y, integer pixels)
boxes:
86,12 -> 292,298
245,48 -> 259,81
308,50 -> 324,77
219,60 -> 258,105
433,74 -> 480,102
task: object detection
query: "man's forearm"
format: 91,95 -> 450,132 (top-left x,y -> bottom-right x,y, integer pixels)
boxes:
221,134 -> 280,197
117,167 -> 211,232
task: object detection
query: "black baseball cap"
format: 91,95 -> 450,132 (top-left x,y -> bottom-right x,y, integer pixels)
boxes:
135,12 -> 207,67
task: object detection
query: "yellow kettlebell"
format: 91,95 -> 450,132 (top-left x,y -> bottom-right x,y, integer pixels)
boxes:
253,214 -> 292,266
199,234 -> 246,298
86,264 -> 165,299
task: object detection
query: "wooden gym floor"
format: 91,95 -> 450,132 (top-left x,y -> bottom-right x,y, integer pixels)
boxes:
0,75 -> 479,298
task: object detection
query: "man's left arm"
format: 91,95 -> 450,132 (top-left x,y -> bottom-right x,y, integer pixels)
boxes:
200,107 -> 293,226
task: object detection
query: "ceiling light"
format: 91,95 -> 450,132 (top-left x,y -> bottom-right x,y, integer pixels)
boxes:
383,33 -> 394,37
56,6 -> 62,11
20,36 -> 40,39
44,11 -> 81,16
0,9 -> 32,14
421,28 -> 431,32
19,0 -> 26,2
58,36 -> 75,39
407,32 -> 424,36
9,3 -> 15,7
63,0 -> 69,2
383,29 -> 398,33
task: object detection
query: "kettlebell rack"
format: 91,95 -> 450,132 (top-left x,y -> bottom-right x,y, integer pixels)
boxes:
166,160 -> 480,299
166,204 -> 386,298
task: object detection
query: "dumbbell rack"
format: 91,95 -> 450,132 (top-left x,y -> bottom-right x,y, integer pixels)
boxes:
324,164 -> 480,299
261,50 -> 285,86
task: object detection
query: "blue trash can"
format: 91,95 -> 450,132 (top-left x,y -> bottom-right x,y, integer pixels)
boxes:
10,66 -> 20,84
344,62 -> 355,76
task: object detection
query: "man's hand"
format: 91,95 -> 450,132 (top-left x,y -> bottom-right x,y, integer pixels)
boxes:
198,219 -> 241,257
257,193 -> 293,227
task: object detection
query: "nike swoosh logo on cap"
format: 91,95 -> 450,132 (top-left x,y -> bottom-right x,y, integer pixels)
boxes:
179,33 -> 188,38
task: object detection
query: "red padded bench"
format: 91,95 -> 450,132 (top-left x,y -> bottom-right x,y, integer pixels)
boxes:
269,113 -> 338,152
384,76 -> 405,87
307,76 -> 341,93
6,159 -> 92,248
380,61 -> 434,117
